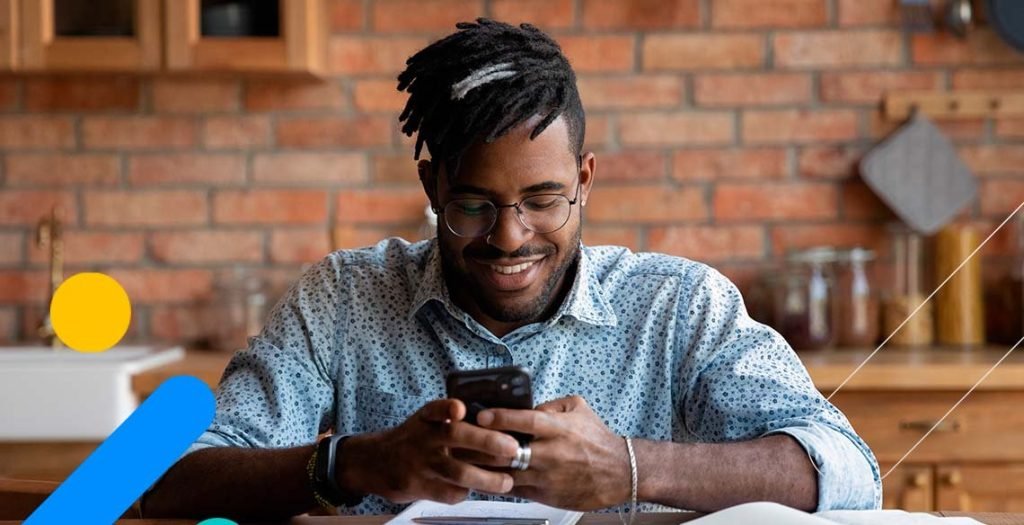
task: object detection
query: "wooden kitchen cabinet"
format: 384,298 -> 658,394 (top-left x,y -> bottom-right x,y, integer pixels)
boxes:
164,0 -> 324,74
19,0 -> 161,71
880,463 -> 933,511
936,464 -> 1024,512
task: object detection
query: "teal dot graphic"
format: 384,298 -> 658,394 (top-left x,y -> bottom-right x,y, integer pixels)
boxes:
198,519 -> 238,525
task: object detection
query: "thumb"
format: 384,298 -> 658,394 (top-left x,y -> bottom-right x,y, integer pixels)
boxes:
419,398 -> 466,423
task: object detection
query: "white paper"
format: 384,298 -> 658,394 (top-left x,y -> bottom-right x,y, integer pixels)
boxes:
387,500 -> 583,525
816,509 -> 983,525
680,502 -> 984,525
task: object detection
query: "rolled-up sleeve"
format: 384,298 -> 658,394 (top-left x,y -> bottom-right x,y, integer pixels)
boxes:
678,266 -> 882,511
187,257 -> 341,455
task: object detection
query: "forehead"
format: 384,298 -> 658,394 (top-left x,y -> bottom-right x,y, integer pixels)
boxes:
449,115 -> 576,189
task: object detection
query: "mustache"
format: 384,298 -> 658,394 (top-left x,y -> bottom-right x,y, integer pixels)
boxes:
463,244 -> 555,261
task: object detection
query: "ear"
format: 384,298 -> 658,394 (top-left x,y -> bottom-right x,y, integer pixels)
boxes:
578,152 -> 596,207
418,159 -> 440,212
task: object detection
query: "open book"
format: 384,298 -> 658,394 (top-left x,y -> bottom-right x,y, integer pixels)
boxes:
386,500 -> 583,525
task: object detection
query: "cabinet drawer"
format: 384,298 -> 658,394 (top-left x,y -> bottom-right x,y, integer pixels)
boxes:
830,392 -> 1024,462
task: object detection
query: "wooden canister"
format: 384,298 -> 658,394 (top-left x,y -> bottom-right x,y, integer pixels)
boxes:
934,224 -> 985,346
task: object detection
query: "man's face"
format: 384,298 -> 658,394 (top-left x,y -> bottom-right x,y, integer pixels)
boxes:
421,116 -> 595,329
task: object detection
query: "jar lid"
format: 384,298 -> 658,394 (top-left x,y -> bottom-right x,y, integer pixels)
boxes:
786,246 -> 838,264
835,247 -> 876,262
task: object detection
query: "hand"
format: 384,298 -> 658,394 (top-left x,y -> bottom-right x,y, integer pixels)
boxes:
340,399 -> 521,505
476,395 -> 631,510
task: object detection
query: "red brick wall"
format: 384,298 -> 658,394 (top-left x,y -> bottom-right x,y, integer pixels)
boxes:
1,0 -> 1023,344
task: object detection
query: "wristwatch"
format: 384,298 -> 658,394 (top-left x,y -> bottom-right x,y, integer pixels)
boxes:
310,434 -> 366,508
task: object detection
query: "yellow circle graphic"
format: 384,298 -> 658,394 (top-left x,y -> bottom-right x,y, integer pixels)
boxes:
50,272 -> 132,353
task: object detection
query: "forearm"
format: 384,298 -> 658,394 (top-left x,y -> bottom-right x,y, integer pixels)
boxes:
142,445 -> 318,521
635,434 -> 817,512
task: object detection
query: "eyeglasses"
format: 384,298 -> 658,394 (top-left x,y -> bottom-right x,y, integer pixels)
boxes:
438,178 -> 581,238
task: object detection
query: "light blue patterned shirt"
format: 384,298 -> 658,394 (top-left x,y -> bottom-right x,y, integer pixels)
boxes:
188,237 -> 882,513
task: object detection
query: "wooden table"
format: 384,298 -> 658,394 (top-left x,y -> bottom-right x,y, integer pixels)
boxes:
2,511 -> 1022,524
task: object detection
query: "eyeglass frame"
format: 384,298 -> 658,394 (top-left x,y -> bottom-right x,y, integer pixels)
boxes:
433,155 -> 585,239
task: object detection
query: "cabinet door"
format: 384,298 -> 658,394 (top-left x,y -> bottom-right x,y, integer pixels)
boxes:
20,0 -> 160,70
164,0 -> 324,74
0,0 -> 16,69
881,463 -> 934,511
936,464 -> 1024,512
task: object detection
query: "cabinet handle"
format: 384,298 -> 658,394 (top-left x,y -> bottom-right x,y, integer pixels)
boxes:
899,419 -> 961,433
909,472 -> 929,488
942,470 -> 963,487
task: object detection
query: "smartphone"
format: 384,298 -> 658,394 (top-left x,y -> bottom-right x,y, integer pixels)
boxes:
446,366 -> 533,445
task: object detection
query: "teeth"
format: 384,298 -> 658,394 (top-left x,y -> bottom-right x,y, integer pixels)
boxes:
490,261 -> 536,275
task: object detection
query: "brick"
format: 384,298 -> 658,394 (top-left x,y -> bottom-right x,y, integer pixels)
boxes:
559,35 -> 635,73
619,112 -> 734,146
202,115 -> 272,149
673,148 -> 787,181
214,190 -> 328,225
150,230 -> 264,264
712,0 -> 826,28
0,307 -> 14,341
84,191 -> 207,227
331,224 -> 418,249
996,119 -> 1024,139
577,75 -> 683,110
0,271 -> 47,302
820,71 -> 944,104
276,116 -> 392,148
798,145 -> 865,179
28,232 -> 144,265
583,115 -> 611,150
149,305 -> 207,343
327,36 -> 428,75
714,182 -> 838,221
649,225 -> 764,262
840,179 -> 895,220
244,80 -> 345,111
587,185 -> 707,223
0,117 -> 75,149
774,30 -> 903,68
353,79 -> 408,112
913,30 -> 1024,66
82,117 -> 197,150
742,109 -> 858,144
695,73 -> 811,107
837,0 -> 903,26
0,191 -> 76,226
371,0 -> 482,32
336,188 -> 428,224
372,153 -> 420,184
252,153 -> 367,185
270,228 -> 331,264
770,223 -> 887,256
952,69 -> 1024,89
959,146 -> 1024,175
643,34 -> 763,71
595,151 -> 666,182
106,269 -> 214,304
981,180 -> 1024,216
0,79 -> 18,111
868,112 -> 986,142
152,79 -> 240,113
5,154 -> 120,187
581,0 -> 699,29
128,154 -> 246,186
492,0 -> 574,29
24,77 -> 139,112
581,226 -> 640,250
327,0 -> 364,31
0,233 -> 23,265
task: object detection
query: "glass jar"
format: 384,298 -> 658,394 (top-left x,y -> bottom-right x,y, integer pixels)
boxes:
883,224 -> 933,347
208,267 -> 268,351
835,248 -> 880,348
986,213 -> 1024,345
775,248 -> 838,351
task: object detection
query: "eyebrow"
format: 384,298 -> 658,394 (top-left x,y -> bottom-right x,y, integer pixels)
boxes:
449,181 -> 566,197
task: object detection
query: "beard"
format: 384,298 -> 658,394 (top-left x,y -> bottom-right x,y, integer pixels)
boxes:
439,223 -> 582,325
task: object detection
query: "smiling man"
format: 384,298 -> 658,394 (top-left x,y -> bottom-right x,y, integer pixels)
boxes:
144,19 -> 881,521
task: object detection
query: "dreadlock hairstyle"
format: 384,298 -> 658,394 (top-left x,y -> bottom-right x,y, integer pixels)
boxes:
396,18 -> 585,181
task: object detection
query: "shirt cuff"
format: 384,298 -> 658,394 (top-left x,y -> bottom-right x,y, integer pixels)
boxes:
764,423 -> 882,511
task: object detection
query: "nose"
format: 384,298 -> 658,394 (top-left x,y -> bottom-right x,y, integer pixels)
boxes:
486,206 -> 533,254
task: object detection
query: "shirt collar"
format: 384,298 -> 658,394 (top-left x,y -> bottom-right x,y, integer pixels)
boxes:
407,241 -> 618,328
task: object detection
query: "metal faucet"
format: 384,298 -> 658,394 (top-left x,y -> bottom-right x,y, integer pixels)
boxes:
36,207 -> 64,350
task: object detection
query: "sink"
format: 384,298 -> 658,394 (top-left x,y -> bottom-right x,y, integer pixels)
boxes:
0,345 -> 185,441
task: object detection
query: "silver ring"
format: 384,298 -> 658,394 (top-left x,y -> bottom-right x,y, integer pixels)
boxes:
509,444 -> 531,471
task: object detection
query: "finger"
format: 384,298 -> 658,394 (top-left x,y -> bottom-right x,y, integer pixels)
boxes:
421,480 -> 471,506
451,449 -> 513,468
445,421 -> 521,458
535,395 -> 581,413
418,399 -> 466,424
430,456 -> 514,494
476,408 -> 560,438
